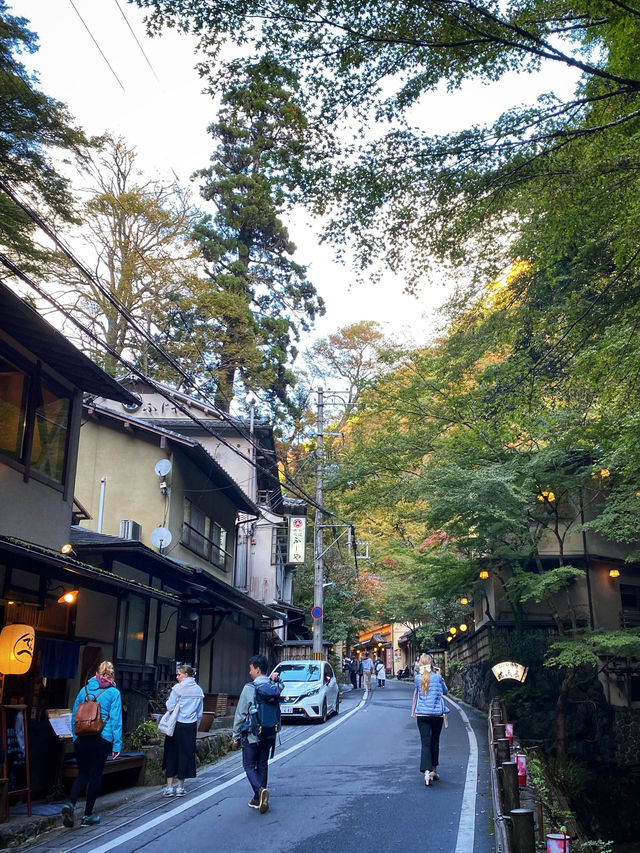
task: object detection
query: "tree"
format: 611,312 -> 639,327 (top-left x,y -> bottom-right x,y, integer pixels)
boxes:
0,3 -> 86,268
137,0 -> 640,288
48,135 -> 202,375
183,56 -> 325,412
305,321 -> 395,418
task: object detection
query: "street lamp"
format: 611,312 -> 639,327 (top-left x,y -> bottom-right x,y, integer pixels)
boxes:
479,569 -> 489,579
609,568 -> 621,578
460,596 -> 469,605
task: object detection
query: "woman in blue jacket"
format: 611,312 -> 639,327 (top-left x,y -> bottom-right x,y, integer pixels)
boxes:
61,661 -> 123,828
413,653 -> 448,786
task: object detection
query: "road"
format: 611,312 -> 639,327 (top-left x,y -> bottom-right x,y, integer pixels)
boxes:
26,679 -> 494,853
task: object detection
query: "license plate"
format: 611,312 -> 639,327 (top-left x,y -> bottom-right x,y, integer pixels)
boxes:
281,705 -> 294,714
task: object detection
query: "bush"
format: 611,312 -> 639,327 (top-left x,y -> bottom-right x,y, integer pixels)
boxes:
127,719 -> 160,750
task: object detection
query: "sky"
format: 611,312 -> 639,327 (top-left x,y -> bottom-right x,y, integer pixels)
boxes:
15,0 -> 579,349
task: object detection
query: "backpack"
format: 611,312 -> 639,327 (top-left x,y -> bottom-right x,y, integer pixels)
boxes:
74,686 -> 109,737
242,680 -> 282,755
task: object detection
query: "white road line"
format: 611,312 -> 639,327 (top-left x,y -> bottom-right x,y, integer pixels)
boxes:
448,697 -> 478,853
87,694 -> 368,853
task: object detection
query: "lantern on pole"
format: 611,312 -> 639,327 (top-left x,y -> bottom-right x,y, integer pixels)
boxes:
0,624 -> 35,674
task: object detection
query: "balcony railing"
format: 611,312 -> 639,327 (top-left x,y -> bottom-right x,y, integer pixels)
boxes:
181,522 -> 233,572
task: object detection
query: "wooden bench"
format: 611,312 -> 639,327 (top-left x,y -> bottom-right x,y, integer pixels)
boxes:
62,752 -> 146,787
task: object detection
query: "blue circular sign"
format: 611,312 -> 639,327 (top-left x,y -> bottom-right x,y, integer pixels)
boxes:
311,606 -> 323,619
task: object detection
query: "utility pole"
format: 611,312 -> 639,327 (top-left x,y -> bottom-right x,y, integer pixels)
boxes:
312,387 -> 324,659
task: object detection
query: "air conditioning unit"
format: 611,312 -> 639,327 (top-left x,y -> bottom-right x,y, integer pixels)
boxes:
120,519 -> 142,540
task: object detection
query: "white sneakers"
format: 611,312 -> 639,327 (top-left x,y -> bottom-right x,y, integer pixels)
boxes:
424,770 -> 438,787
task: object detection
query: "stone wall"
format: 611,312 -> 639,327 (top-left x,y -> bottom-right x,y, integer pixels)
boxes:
612,707 -> 640,766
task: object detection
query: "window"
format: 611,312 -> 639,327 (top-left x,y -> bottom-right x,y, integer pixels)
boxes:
271,526 -> 287,565
0,346 -> 72,484
0,354 -> 28,459
117,594 -> 148,662
620,585 -> 640,628
30,379 -> 69,481
182,498 -> 231,571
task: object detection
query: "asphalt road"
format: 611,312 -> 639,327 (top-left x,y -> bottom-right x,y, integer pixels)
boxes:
25,679 -> 494,853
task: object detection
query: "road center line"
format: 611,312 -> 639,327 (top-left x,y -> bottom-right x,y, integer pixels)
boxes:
87,694 -> 368,853
448,697 -> 478,853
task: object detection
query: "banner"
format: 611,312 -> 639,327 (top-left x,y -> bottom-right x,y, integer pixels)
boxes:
287,516 -> 306,563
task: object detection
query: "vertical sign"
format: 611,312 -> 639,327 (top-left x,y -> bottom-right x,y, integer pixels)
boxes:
287,516 -> 307,564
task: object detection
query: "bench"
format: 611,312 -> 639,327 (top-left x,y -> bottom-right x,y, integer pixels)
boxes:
62,752 -> 146,787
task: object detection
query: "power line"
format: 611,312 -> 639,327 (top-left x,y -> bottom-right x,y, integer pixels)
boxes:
0,178 -> 349,522
67,0 -> 126,92
0,250 -> 341,522
111,0 -> 161,83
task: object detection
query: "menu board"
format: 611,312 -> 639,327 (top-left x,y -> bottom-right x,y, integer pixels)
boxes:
3,707 -> 28,793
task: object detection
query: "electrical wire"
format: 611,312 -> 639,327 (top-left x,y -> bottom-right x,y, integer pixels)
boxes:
67,0 -> 126,92
0,249 -> 347,524
111,0 -> 161,82
0,178 -> 334,517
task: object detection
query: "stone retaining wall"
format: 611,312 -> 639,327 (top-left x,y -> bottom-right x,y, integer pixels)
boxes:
141,729 -> 234,786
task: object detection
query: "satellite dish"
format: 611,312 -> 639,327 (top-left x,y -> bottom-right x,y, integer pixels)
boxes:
154,459 -> 172,477
150,526 -> 172,550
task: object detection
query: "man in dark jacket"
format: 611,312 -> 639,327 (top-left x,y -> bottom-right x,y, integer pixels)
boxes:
232,655 -> 283,815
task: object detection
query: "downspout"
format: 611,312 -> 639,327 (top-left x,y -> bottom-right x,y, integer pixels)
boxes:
97,476 -> 106,533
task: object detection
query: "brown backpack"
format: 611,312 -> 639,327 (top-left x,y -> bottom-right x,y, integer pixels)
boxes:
74,686 -> 109,736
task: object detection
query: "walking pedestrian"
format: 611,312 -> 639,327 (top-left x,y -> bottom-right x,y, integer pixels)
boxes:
233,654 -> 283,814
349,656 -> 359,689
361,651 -> 374,690
358,657 -> 363,688
61,661 -> 123,828
412,653 -> 448,787
375,658 -> 386,688
160,664 -> 204,798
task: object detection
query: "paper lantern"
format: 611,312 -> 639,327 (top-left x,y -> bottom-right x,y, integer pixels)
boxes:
0,624 -> 35,674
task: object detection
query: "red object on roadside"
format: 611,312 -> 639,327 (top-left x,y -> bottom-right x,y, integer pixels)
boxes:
516,752 -> 527,786
505,722 -> 514,745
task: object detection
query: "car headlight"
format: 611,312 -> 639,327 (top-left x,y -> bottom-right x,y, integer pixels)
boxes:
302,684 -> 322,697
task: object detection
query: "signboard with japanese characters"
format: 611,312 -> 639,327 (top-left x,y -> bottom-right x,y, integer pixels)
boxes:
287,516 -> 307,564
491,661 -> 529,683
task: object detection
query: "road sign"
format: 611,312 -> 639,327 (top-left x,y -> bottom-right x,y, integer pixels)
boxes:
311,606 -> 323,619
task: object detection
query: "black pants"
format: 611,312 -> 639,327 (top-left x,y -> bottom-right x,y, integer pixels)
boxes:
350,671 -> 358,689
417,716 -> 444,772
69,735 -> 112,815
242,740 -> 272,796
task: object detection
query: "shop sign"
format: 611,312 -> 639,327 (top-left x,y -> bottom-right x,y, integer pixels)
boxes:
0,624 -> 35,674
287,516 -> 307,563
491,661 -> 528,683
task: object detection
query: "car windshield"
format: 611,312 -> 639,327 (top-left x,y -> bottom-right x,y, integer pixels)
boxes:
277,664 -> 322,683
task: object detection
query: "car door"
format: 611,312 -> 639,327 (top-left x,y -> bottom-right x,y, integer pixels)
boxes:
324,663 -> 338,710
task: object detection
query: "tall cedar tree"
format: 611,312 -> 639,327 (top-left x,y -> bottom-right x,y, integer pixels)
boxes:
0,2 -> 86,269
188,56 -> 324,412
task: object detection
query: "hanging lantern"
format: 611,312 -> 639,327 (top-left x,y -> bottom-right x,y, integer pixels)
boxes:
459,623 -> 468,632
460,596 -> 469,605
449,626 -> 457,635
446,636 -> 452,643
0,624 -> 35,674
479,570 -> 489,580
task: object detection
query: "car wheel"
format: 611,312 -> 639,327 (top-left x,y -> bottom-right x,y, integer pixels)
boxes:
334,694 -> 340,716
320,699 -> 328,723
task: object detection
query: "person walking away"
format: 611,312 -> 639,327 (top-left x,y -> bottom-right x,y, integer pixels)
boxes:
161,664 -> 204,798
412,653 -> 448,786
349,656 -> 359,689
61,661 -> 123,828
375,658 -> 386,688
233,654 -> 283,814
361,652 -> 374,690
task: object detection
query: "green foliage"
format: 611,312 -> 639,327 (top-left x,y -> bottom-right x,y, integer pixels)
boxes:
127,719 -> 159,749
0,2 -> 87,268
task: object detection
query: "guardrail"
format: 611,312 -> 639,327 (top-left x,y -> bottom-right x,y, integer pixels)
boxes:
488,698 -> 537,853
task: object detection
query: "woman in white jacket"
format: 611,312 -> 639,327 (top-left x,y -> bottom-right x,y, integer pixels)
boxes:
161,664 -> 204,797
